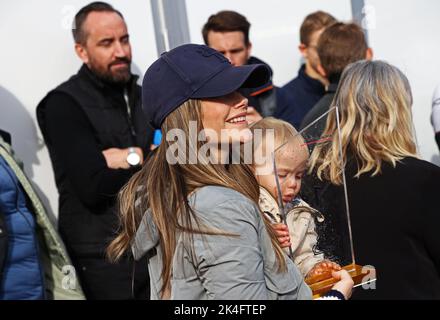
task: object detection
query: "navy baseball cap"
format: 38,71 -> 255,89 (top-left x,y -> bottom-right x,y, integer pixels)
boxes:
142,44 -> 270,129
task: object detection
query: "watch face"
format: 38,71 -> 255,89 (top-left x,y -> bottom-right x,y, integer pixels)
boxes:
127,152 -> 141,166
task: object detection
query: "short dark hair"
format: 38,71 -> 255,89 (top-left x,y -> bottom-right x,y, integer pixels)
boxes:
72,2 -> 124,45
317,22 -> 368,78
300,11 -> 337,46
202,10 -> 251,46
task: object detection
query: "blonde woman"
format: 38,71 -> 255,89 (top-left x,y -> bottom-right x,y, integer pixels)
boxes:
107,44 -> 353,300
306,60 -> 440,299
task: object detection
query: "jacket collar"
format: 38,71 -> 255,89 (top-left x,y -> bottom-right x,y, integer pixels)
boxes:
298,64 -> 326,95
259,186 -> 323,222
327,82 -> 339,93
259,186 -> 280,222
326,73 -> 341,93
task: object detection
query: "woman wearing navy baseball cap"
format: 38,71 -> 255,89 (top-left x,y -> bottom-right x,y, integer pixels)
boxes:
107,44 -> 352,300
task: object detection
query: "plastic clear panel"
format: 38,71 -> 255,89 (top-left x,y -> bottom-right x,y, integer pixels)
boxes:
273,106 -> 356,268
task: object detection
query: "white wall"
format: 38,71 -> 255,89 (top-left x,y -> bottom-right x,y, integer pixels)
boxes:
186,0 -> 353,86
0,1 -> 157,219
364,0 -> 440,165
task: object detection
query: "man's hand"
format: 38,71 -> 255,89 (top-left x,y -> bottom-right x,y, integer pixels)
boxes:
246,106 -> 263,125
273,223 -> 291,248
102,147 -> 143,169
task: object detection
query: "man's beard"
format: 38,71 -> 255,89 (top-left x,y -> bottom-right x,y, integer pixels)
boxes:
89,57 -> 132,85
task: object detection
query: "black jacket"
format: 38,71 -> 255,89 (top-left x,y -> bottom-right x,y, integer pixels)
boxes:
302,157 -> 440,299
36,65 -> 154,258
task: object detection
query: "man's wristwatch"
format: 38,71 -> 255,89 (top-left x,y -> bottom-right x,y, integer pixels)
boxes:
126,147 -> 141,166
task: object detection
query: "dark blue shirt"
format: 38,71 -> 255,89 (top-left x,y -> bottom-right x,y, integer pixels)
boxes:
276,64 -> 325,129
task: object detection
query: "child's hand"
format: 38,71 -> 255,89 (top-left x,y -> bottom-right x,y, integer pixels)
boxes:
306,260 -> 342,279
273,223 -> 291,248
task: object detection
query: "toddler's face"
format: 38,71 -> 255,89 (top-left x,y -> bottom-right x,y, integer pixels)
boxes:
255,138 -> 309,205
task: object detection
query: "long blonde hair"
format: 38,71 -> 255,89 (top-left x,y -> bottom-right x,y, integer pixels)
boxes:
309,60 -> 418,185
107,99 -> 286,297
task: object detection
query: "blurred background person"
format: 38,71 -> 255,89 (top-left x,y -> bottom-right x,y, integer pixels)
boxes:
306,60 -> 440,299
277,11 -> 337,129
202,10 -> 288,124
300,22 -> 373,137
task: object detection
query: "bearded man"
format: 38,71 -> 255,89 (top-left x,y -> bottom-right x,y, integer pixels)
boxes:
36,2 -> 153,300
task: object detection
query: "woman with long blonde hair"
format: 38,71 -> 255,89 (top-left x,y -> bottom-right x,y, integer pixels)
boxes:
305,60 -> 440,299
107,44 -> 353,300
